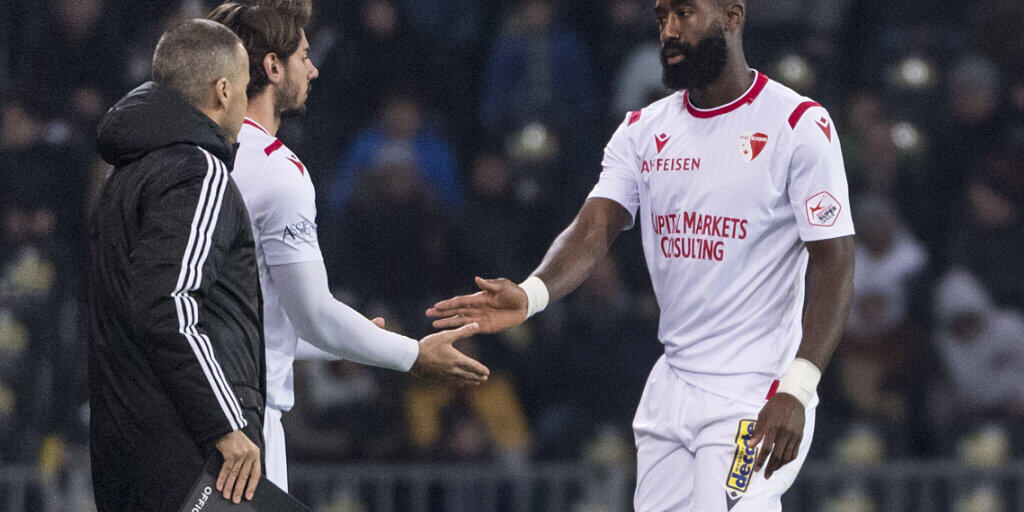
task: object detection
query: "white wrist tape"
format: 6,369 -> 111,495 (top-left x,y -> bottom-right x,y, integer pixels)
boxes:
776,358 -> 821,407
519,276 -> 549,318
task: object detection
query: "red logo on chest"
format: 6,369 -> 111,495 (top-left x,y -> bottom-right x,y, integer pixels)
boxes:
655,133 -> 671,153
739,132 -> 768,162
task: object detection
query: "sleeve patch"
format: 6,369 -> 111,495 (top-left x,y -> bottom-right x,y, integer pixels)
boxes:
628,110 -> 642,126
805,191 -> 841,227
788,101 -> 822,129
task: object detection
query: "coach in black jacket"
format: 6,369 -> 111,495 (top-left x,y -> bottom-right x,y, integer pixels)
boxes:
88,20 -> 265,511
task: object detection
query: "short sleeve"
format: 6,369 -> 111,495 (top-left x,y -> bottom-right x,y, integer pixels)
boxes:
587,113 -> 641,229
255,172 -> 324,266
786,107 -> 855,242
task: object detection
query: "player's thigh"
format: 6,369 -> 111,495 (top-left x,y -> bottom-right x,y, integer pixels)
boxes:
634,433 -> 696,512
262,407 -> 289,491
691,406 -> 816,512
633,355 -> 698,512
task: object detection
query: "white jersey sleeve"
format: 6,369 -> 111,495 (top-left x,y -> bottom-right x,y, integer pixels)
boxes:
254,168 -> 324,266
267,261 -> 420,371
294,339 -> 337,361
588,112 -> 642,228
786,105 -> 855,241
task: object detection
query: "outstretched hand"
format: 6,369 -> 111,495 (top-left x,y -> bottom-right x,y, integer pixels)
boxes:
413,323 -> 490,384
747,393 -> 805,479
425,277 -> 529,334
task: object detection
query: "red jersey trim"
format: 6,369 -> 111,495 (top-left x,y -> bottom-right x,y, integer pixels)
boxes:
683,71 -> 769,119
243,118 -> 270,135
788,101 -> 822,129
264,139 -> 284,156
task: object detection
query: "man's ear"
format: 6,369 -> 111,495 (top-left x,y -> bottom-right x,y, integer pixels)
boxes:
725,1 -> 745,31
263,53 -> 284,84
215,77 -> 231,110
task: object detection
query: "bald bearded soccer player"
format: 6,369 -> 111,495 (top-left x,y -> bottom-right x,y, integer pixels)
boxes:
429,1 -> 855,510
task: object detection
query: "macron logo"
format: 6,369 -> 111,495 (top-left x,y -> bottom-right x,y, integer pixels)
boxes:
815,117 -> 832,142
655,133 -> 671,153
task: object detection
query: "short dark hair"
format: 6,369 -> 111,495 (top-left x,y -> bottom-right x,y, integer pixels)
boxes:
152,19 -> 245,108
208,0 -> 313,98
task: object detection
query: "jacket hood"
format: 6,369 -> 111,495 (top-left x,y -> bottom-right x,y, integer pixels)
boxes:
97,81 -> 236,167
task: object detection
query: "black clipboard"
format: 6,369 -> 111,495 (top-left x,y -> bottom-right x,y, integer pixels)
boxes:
178,453 -> 309,512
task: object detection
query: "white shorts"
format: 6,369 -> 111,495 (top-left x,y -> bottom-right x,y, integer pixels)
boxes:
633,356 -> 815,512
262,406 -> 288,492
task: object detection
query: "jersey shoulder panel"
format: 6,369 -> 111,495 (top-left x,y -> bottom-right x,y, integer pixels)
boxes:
622,92 -> 683,131
233,126 -> 315,225
761,80 -> 832,131
235,128 -> 308,185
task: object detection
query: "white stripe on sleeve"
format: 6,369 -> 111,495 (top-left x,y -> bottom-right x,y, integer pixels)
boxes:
170,148 -> 247,431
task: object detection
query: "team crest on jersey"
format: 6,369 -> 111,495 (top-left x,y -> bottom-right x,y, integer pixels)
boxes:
739,132 -> 768,162
725,419 -> 759,510
805,191 -> 841,227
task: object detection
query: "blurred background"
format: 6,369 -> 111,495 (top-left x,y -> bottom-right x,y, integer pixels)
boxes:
1,0 -> 1023,510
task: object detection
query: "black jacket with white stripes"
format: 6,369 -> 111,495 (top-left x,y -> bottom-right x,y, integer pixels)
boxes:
89,82 -> 265,512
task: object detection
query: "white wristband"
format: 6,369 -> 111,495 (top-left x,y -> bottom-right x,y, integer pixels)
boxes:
775,358 -> 821,407
519,276 -> 549,318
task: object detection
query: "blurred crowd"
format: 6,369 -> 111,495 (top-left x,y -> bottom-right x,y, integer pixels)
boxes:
1,0 -> 1024,500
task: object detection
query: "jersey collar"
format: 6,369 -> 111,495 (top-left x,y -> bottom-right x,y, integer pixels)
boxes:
243,117 -> 271,135
683,71 -> 769,119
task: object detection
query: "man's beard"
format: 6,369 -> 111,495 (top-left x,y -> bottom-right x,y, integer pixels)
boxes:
661,24 -> 729,91
276,73 -> 308,118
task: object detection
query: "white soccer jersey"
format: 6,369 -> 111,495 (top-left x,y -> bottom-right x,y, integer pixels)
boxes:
233,118 -> 322,411
589,71 -> 854,404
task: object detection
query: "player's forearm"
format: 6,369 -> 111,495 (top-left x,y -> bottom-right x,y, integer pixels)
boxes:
294,339 -> 338,361
794,236 -> 855,371
533,198 -> 629,301
301,298 -> 419,371
269,262 -> 419,371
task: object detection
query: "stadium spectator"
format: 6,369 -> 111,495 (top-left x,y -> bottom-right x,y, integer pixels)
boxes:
17,0 -> 126,124
0,198 -> 77,467
947,155 -> 1024,311
823,197 -> 928,454
927,56 -> 1004,242
846,197 -> 928,341
0,95 -> 90,252
285,360 -> 407,461
326,93 -> 463,218
599,0 -> 655,86
528,257 -> 659,460
930,269 -> 1024,447
330,144 -> 466,328
304,0 -> 419,168
480,0 -> 599,135
400,0 -> 486,127
744,0 -> 851,65
404,362 -> 530,462
612,40 -> 671,114
461,151 -> 537,279
973,0 -> 1024,77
